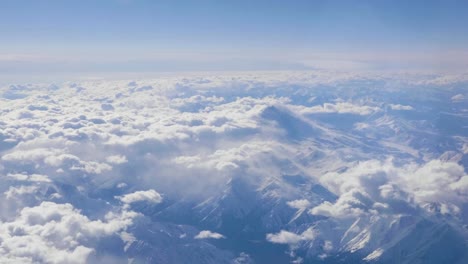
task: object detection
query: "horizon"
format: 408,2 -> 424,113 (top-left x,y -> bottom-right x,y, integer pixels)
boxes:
1,2 -> 468,263
2,0 -> 468,83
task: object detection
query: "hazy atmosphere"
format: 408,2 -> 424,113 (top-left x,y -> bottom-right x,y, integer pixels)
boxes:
2,0 -> 468,81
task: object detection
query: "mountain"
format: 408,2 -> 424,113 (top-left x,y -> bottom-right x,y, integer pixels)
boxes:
0,72 -> 467,263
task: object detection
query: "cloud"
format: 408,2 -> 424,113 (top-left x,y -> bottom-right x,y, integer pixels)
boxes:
7,173 -> 51,183
194,230 -> 225,239
1,71 -> 467,262
266,230 -> 302,245
299,102 -> 380,115
2,148 -> 61,164
117,190 -> 163,204
310,159 -> 468,219
0,202 -> 138,263
4,185 -> 39,199
310,190 -> 371,218
266,228 -> 316,245
105,155 -> 128,164
389,104 -> 413,110
404,160 -> 468,205
287,199 -> 311,210
451,94 -> 465,102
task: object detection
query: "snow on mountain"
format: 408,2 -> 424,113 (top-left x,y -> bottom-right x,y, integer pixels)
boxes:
0,71 -> 467,263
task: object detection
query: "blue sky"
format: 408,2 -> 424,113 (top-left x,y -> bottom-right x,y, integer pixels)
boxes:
1,0 -> 468,80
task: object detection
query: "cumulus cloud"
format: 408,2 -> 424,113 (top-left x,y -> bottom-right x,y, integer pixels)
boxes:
287,199 -> 311,210
0,202 -> 138,263
194,230 -> 225,239
1,71 -> 467,262
310,159 -> 468,219
310,191 -> 371,218
173,141 -> 278,172
7,173 -> 51,183
2,148 -> 60,163
117,189 -> 163,204
266,228 -> 316,245
4,185 -> 39,199
106,155 -> 128,164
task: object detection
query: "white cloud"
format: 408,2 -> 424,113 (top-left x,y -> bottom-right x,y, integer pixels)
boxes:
0,202 -> 138,263
310,159 -> 468,218
309,190 -> 370,218
117,190 -> 162,204
70,161 -> 113,174
4,185 -> 39,199
323,240 -> 333,252
266,230 -> 302,244
299,102 -> 380,115
1,72 -> 467,262
287,199 -> 311,210
2,148 -> 61,163
194,230 -> 225,239
389,104 -> 413,110
266,228 -> 316,245
404,160 -> 468,205
451,94 -> 465,102
106,155 -> 128,164
7,173 -> 51,183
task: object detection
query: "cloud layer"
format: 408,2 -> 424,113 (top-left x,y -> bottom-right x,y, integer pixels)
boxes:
0,71 -> 467,263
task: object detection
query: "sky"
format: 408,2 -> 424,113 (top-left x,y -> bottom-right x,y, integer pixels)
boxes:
1,0 -> 468,81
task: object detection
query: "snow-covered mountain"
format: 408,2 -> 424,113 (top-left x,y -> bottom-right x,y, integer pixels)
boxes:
0,71 -> 467,263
